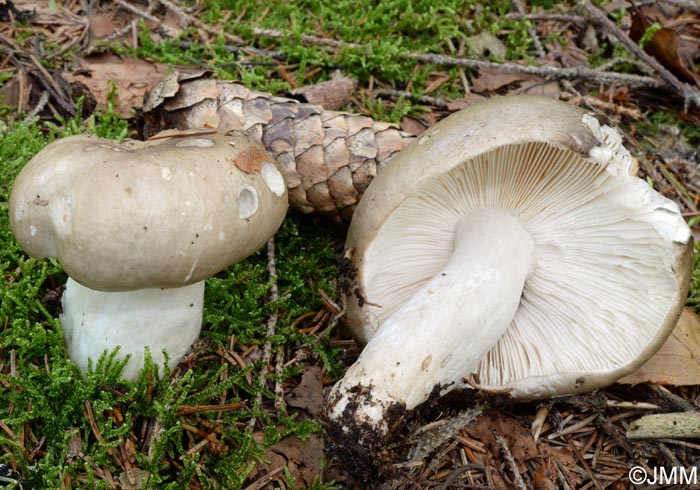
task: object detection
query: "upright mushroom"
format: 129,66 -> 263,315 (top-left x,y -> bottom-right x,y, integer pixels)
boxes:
9,129 -> 287,379
328,96 -> 693,442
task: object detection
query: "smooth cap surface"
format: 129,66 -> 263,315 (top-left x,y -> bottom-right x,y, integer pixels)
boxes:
10,129 -> 288,291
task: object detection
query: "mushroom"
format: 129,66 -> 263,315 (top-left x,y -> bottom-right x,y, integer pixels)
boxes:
327,96 -> 693,442
9,129 -> 287,379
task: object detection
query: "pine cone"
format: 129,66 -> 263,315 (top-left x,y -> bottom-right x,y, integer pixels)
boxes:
141,73 -> 415,221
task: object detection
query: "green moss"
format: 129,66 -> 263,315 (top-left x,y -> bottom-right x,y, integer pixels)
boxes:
0,106 -> 341,487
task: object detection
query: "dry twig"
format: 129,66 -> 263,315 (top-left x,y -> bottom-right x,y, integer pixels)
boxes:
583,1 -> 700,108
510,0 -> 545,57
495,434 -> 527,490
250,238 -> 280,428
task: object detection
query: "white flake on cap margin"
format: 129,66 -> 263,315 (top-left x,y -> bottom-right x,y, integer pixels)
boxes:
581,114 -> 634,176
261,162 -> 286,197
582,114 -> 690,245
238,184 -> 259,219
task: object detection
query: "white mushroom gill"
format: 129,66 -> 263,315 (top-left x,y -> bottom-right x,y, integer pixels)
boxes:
357,142 -> 683,400
329,209 -> 535,429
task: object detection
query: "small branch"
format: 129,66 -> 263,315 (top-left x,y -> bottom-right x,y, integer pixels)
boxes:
409,53 -> 664,89
21,91 -> 49,124
503,13 -> 587,25
635,0 -> 700,12
647,383 -> 697,412
84,0 -> 159,54
273,345 -> 286,413
249,237 -> 280,428
158,0 -> 244,44
495,433 -> 527,490
560,91 -> 643,119
114,0 -> 160,23
627,412 -> 700,439
373,88 -> 450,108
593,57 -> 656,76
251,27 -> 363,51
583,1 -> 700,108
510,0 -> 545,57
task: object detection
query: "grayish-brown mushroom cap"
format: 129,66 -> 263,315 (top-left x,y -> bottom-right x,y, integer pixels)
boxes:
9,129 -> 288,291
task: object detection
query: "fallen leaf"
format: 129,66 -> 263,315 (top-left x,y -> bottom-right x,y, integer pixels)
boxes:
445,93 -> 487,112
399,115 -> 427,135
286,365 -> 325,418
630,5 -> 700,87
514,80 -> 561,99
89,13 -> 116,38
234,145 -> 268,173
470,68 -> 541,93
466,411 -> 580,489
250,434 -> 325,487
63,53 -> 197,117
467,31 -> 507,59
619,308 -> 700,386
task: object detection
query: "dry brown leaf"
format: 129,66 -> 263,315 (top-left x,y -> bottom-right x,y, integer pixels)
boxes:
251,434 -> 325,488
466,411 -> 580,489
471,68 -> 541,93
88,13 -> 117,38
399,115 -> 427,136
445,93 -> 487,112
233,145 -> 267,173
619,308 -> 700,386
63,54 -> 195,117
630,5 -> 700,87
286,366 -> 325,418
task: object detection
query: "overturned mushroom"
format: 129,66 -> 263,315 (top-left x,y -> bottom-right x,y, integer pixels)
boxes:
328,96 -> 693,445
9,129 -> 287,379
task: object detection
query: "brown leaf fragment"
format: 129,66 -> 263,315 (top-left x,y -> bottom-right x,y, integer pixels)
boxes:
88,13 -> 116,38
286,366 -> 325,417
287,75 -> 357,110
619,308 -> 700,386
400,116 -> 427,136
63,54 -> 192,117
118,468 -> 149,490
251,434 -> 325,488
471,68 -> 541,93
532,457 -> 558,490
234,145 -> 267,173
446,93 -> 487,112
630,5 -> 700,86
65,429 -> 82,463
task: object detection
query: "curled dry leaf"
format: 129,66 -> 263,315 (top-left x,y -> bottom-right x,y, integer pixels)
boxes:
233,145 -> 267,173
619,308 -> 700,386
629,5 -> 700,87
63,54 -> 198,117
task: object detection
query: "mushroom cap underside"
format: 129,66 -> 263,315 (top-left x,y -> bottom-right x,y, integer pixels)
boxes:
344,96 -> 693,398
9,130 -> 288,291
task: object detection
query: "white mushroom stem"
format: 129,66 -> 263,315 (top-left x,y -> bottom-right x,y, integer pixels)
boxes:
60,278 -> 204,380
328,209 -> 535,435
